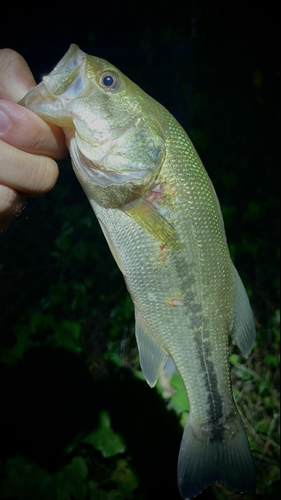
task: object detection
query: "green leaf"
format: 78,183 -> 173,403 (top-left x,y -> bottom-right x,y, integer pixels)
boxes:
53,320 -> 82,354
0,329 -> 38,365
180,411 -> 189,429
230,354 -> 239,366
0,312 -> 51,364
83,411 -> 126,458
255,417 -> 271,434
262,396 -> 280,411
111,460 -> 139,499
134,370 -> 145,382
89,482 -> 122,500
268,465 -> 280,483
265,354 -> 280,368
57,457 -> 88,500
170,372 -> 189,415
0,456 -> 88,500
103,348 -> 121,367
0,456 -> 51,500
122,294 -> 134,320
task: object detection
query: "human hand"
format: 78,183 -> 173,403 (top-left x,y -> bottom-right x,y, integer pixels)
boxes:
0,49 -> 68,232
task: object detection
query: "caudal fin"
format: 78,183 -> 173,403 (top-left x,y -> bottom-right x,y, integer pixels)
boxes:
177,412 -> 256,500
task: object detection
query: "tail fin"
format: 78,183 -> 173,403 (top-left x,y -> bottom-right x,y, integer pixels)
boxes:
177,412 -> 256,500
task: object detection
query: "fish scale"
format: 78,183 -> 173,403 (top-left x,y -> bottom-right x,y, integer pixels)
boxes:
20,44 -> 256,500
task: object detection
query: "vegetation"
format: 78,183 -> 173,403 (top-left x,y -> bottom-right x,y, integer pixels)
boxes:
0,1 -> 279,499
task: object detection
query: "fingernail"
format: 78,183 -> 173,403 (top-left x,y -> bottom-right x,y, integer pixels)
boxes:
0,108 -> 10,134
15,196 -> 27,217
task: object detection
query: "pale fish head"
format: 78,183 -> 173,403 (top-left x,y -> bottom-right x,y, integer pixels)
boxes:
20,44 -> 166,195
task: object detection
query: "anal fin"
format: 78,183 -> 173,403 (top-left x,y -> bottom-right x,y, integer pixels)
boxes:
135,309 -> 168,388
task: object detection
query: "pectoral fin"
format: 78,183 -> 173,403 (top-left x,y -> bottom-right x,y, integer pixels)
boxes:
232,266 -> 256,358
135,309 -> 168,387
123,197 -> 180,249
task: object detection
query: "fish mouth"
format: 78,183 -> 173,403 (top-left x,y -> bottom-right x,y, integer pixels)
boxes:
19,44 -> 91,126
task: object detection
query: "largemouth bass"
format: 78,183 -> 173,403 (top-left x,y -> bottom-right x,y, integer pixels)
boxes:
20,44 -> 256,499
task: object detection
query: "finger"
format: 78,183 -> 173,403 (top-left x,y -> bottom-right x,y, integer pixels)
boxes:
0,49 -> 37,102
0,139 -> 59,195
0,99 -> 68,160
0,184 -> 26,232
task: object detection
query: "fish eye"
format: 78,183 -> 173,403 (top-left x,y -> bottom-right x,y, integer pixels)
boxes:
99,72 -> 119,91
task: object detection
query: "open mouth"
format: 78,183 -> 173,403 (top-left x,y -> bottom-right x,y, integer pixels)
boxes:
19,45 -> 91,124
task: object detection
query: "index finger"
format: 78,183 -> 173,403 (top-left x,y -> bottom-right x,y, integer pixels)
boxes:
0,49 -> 37,102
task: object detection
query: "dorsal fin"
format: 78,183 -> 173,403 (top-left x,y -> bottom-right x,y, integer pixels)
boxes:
232,266 -> 256,358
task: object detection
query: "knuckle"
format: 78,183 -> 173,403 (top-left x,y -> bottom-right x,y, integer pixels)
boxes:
28,119 -> 68,160
29,156 -> 59,193
29,125 -> 47,152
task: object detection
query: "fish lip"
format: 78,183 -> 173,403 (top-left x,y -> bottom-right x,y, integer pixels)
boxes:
49,44 -> 85,74
19,44 -> 90,118
41,44 -> 87,96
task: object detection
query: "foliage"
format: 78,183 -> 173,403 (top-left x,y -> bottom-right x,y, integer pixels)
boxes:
0,456 -> 88,500
82,411 -> 126,458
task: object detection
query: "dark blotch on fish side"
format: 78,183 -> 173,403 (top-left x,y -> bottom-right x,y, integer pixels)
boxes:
194,332 -> 225,441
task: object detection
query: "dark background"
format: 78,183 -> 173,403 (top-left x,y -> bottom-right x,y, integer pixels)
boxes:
0,1 -> 279,499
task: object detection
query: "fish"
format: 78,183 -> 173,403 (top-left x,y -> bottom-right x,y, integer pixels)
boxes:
20,44 -> 256,499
